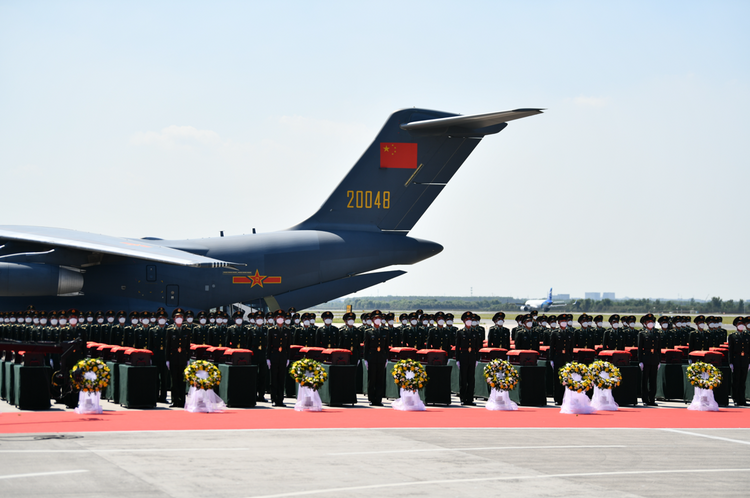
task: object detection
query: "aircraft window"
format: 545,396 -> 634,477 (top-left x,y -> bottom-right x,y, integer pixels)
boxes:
146,265 -> 157,282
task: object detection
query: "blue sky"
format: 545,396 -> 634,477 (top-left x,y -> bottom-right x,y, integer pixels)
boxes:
1,1 -> 748,301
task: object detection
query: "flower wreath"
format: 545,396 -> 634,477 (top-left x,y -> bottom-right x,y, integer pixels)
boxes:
392,358 -> 429,392
687,361 -> 722,390
184,360 -> 222,390
558,362 -> 593,393
290,358 -> 328,391
588,360 -> 622,390
70,358 -> 111,393
483,359 -> 519,391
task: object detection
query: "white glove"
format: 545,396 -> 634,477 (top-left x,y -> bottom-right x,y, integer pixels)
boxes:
364,360 -> 368,369
286,360 -> 289,367
639,362 -> 643,371
475,361 -> 479,368
266,359 -> 271,370
657,363 -> 661,371
166,361 -> 170,370
550,361 -> 554,369
456,361 -> 460,369
730,364 -> 734,372
357,359 -> 361,366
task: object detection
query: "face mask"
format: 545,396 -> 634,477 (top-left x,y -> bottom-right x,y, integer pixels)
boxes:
87,317 -> 93,323
612,322 -> 619,329
464,321 -> 472,328
69,318 -> 77,325
422,320 -> 429,326
33,318 -> 39,325
647,322 -> 654,329
294,319 -> 300,325
40,319 -> 47,325
131,319 -> 138,325
51,319 -> 58,326
209,319 -> 216,324
447,320 -> 453,326
158,319 -> 167,326
175,317 -> 184,325
410,319 -> 418,326
560,321 -> 567,328
346,319 -> 354,326
199,318 -> 206,325
525,321 -> 532,328
629,322 -> 636,328
235,319 -> 243,325
596,322 -> 602,328
25,318 -> 32,324
276,318 -> 284,325
496,320 -> 504,327
324,319 -> 332,325
738,324 -> 746,331
142,320 -> 150,326
310,318 -> 316,325
97,318 -> 104,324
438,319 -> 445,326
373,318 -> 382,326
388,320 -> 394,326
256,319 -> 263,326
303,320 -> 310,327
187,317 -> 194,323
118,317 -> 125,324
471,320 -> 478,327
366,319 -> 373,326
699,323 -> 707,330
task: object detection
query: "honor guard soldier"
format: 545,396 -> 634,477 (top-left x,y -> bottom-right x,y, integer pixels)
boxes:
427,311 -> 453,355
673,316 -> 690,346
133,312 -> 150,349
401,313 -> 419,348
294,313 -> 316,346
227,311 -> 249,349
108,311 -> 127,346
689,315 -> 710,351
316,311 -> 338,348
267,310 -> 292,406
291,312 -> 301,331
192,311 -> 210,345
575,314 -> 597,350
710,316 -> 728,347
549,313 -> 575,405
445,313 -> 458,353
208,313 -> 225,347
417,314 -> 430,350
471,314 -> 486,350
511,314 -> 525,343
728,317 -> 750,406
603,314 -> 626,351
593,315 -> 606,345
658,316 -> 675,349
339,312 -> 362,364
515,315 -> 540,352
249,312 -> 269,402
623,316 -> 639,347
166,312 -> 191,407
388,313 -> 403,347
59,310 -> 80,342
363,310 -> 389,405
455,312 -> 479,405
638,314 -> 661,406
122,312 -> 139,347
308,313 -> 318,332
148,310 -> 170,403
544,315 -> 559,346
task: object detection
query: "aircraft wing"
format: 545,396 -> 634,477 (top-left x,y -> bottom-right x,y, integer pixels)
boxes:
0,226 -> 238,268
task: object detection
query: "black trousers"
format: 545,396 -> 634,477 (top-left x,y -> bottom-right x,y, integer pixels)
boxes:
641,362 -> 658,403
269,356 -> 288,404
252,357 -> 267,399
551,357 -> 571,404
170,361 -> 187,406
153,357 -> 169,402
366,353 -> 387,403
458,354 -> 476,403
732,358 -> 749,404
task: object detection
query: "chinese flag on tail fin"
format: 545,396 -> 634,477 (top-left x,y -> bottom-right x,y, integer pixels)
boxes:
380,143 -> 418,169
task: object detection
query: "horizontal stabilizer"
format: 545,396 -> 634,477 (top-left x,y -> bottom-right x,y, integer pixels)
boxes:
401,109 -> 544,135
263,270 -> 406,311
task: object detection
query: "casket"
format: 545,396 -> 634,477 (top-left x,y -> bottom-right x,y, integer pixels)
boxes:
124,349 -> 153,366
206,347 -> 229,363
87,342 -> 103,358
17,351 -> 45,367
598,350 -> 631,367
688,350 -> 723,367
661,349 -> 683,364
191,344 -> 212,361
538,345 -> 549,360
289,345 -> 305,361
507,349 -> 539,366
388,347 -> 418,361
479,348 -> 508,362
111,346 -> 129,363
573,348 -> 597,364
321,348 -> 351,365
96,345 -> 116,361
417,349 -> 448,365
625,347 -> 639,361
300,347 -> 325,361
222,348 -> 253,365
709,347 -> 729,365
675,345 -> 690,360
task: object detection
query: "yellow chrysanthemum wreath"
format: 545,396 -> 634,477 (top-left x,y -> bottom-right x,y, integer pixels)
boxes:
559,361 -> 594,393
290,358 -> 328,391
483,359 -> 519,391
588,360 -> 622,390
687,361 -> 722,390
392,358 -> 429,392
70,358 -> 111,393
184,360 -> 222,390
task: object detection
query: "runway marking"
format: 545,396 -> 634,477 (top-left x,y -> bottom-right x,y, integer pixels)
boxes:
0,469 -> 88,480
0,447 -> 251,453
662,428 -> 750,446
327,444 -> 627,456
246,468 -> 750,497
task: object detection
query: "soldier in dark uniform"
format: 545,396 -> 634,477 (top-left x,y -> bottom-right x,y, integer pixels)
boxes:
249,312 -> 269,402
515,314 -> 540,352
148,310 -> 170,403
711,316 -> 728,348
728,317 -> 750,406
417,314 -> 430,350
308,313 -> 318,334
603,314 -> 626,351
191,311 -> 210,345
689,315 -> 710,352
623,316 -> 639,347
455,311 -> 479,405
549,312 -> 575,405
362,310 -> 388,405
338,312 -> 361,365
266,310 -> 292,406
293,313 -> 316,346
673,316 -> 690,346
658,316 -> 675,349
133,312 -> 151,349
575,314 -> 597,350
401,312 -> 419,348
226,311 -> 248,349
387,313 -> 403,347
427,311 -> 453,356
316,311 -> 338,348
209,312 -> 227,347
108,311 -> 126,346
593,315 -> 606,345
122,312 -> 138,347
638,313 -> 661,406
166,312 -> 191,407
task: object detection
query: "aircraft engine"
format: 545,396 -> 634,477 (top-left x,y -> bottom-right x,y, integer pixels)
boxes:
0,263 -> 84,297
519,305 -> 529,311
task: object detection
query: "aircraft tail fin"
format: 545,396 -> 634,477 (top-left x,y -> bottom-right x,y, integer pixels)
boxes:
549,288 -> 553,301
292,108 -> 542,232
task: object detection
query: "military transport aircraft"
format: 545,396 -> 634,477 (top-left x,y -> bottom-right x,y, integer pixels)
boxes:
0,107 -> 542,313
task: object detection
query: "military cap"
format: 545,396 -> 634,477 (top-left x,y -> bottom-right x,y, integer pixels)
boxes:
492,312 -> 506,321
292,312 -> 300,320
594,315 -> 603,323
399,313 -> 408,320
67,309 -> 80,317
173,309 -> 184,317
288,307 -> 297,314
434,311 -> 445,320
185,310 -> 194,318
461,311 -> 473,322
343,312 -> 355,321
273,309 -> 286,318
732,316 -> 744,327
171,307 -> 185,318
609,314 -> 620,323
446,313 -> 454,320
640,313 -> 655,325
386,312 -> 394,320
548,314 -> 557,322
716,317 -> 723,323
360,313 -> 369,321
322,311 -> 334,319
232,310 -> 244,320
694,315 -> 705,323
415,309 -> 424,318
530,310 -> 538,317
657,316 -> 670,324
408,312 -> 417,319
370,310 -> 382,319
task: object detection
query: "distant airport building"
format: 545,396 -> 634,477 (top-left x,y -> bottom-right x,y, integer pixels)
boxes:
552,293 -> 570,301
585,292 -> 601,301
602,292 -> 616,300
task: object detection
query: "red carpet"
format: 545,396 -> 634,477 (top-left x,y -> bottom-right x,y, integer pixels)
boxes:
1,406 -> 748,434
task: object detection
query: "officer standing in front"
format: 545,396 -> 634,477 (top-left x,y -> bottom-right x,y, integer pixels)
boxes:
363,310 -> 389,406
549,313 -> 575,405
267,310 -> 292,407
728,317 -> 750,406
455,311 -> 478,405
148,310 -> 170,403
166,311 -> 191,407
638,313 -> 661,406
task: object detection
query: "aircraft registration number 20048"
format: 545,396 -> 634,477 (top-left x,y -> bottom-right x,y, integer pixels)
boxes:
346,190 -> 390,209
